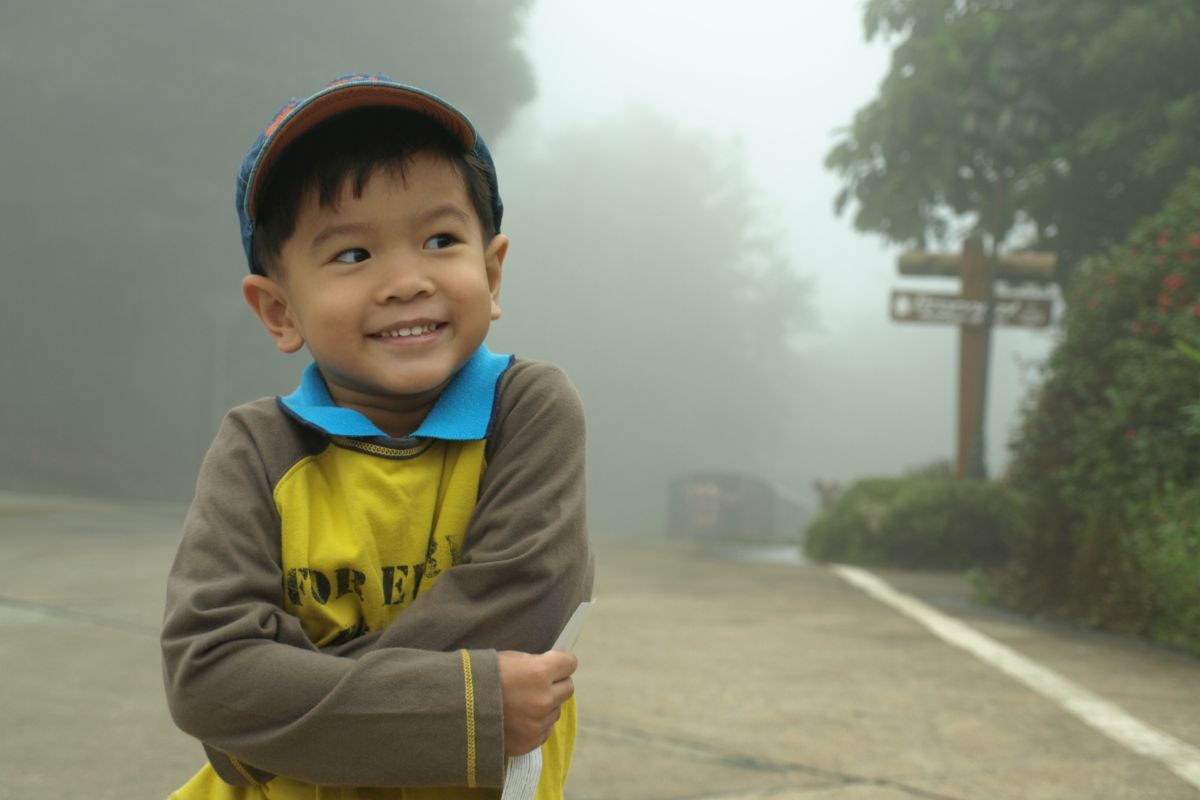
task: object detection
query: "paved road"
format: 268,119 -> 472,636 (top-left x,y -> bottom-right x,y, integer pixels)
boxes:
1,494 -> 1197,799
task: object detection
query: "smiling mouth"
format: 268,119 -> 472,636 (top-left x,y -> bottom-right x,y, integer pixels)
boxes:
373,323 -> 442,339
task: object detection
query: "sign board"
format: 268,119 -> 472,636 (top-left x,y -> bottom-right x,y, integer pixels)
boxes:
898,250 -> 1057,283
890,290 -> 1053,328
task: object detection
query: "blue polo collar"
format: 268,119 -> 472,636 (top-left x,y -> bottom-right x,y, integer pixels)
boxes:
278,345 -> 514,441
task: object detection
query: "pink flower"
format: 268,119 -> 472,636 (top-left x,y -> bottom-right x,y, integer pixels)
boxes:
1125,429 -> 1137,441
1163,274 -> 1185,291
1189,233 -> 1200,248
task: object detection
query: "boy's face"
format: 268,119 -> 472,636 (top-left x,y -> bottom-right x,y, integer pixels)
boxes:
242,152 -> 506,434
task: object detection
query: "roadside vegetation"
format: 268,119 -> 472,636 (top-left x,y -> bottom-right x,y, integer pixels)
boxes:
805,476 -> 1024,571
806,171 -> 1200,656
813,0 -> 1200,657
998,170 -> 1200,655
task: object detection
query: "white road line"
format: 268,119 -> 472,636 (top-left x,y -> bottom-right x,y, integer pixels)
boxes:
833,564 -> 1200,791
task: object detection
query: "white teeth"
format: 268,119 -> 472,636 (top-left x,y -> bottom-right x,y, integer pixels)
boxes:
381,324 -> 436,338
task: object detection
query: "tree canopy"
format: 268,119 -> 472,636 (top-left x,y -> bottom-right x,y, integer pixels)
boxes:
827,0 -> 1200,280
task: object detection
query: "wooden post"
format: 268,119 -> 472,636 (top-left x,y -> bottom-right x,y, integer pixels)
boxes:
957,238 -> 987,478
893,244 -> 1056,479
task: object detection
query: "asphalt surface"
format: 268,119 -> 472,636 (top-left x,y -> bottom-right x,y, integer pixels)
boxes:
1,493 -> 1197,799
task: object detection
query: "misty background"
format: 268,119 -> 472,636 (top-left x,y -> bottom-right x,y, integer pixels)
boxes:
0,1 -> 1056,536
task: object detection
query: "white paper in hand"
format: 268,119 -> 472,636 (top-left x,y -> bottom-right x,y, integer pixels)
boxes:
499,601 -> 594,800
500,747 -> 542,800
551,601 -> 593,652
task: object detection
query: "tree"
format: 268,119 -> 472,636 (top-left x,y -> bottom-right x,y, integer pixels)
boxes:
826,0 -> 1200,283
0,0 -> 535,499
491,111 -> 813,536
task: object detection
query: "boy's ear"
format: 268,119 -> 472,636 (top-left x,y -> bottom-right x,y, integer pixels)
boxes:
241,275 -> 305,353
485,234 -> 508,321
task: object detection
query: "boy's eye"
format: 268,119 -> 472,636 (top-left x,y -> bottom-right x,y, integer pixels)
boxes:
332,247 -> 370,264
424,233 -> 457,251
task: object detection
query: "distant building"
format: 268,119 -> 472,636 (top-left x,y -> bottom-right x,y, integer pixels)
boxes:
667,472 -> 809,543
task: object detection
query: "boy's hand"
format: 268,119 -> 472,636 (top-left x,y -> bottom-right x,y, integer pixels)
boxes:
496,650 -> 577,756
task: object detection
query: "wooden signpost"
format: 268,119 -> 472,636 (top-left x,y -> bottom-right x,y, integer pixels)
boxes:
892,238 -> 1056,478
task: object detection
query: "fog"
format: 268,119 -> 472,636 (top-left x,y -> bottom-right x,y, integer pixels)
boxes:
0,1 -> 1056,536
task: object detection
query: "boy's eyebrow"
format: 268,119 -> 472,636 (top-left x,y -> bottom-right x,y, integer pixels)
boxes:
415,203 -> 473,228
309,221 -> 376,250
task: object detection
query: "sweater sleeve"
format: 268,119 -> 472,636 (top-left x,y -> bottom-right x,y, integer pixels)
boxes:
161,404 -> 505,788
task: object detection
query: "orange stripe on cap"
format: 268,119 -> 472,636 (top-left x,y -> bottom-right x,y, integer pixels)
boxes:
263,100 -> 299,139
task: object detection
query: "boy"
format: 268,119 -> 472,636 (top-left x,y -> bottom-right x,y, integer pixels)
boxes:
161,74 -> 593,799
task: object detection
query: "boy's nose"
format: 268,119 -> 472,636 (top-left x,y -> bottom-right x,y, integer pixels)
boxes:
375,258 -> 435,304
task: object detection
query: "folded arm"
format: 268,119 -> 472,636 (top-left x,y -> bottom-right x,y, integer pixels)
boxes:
331,360 -> 594,658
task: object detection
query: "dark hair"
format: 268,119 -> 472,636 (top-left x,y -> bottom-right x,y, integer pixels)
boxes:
250,106 -> 497,275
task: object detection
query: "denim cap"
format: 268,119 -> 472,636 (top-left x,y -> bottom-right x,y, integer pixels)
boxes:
235,73 -> 503,275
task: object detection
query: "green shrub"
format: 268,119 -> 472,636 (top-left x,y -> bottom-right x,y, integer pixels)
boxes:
988,485 -> 1200,656
883,480 -> 1026,568
804,477 -> 1024,570
1003,168 -> 1200,652
1127,486 -> 1200,654
804,478 -> 907,564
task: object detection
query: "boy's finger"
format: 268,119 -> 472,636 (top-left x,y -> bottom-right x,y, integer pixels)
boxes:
534,706 -> 563,746
551,676 -> 575,706
543,650 -> 578,679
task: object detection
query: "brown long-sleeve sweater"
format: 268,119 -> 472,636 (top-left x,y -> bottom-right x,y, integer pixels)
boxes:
161,352 -> 594,798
